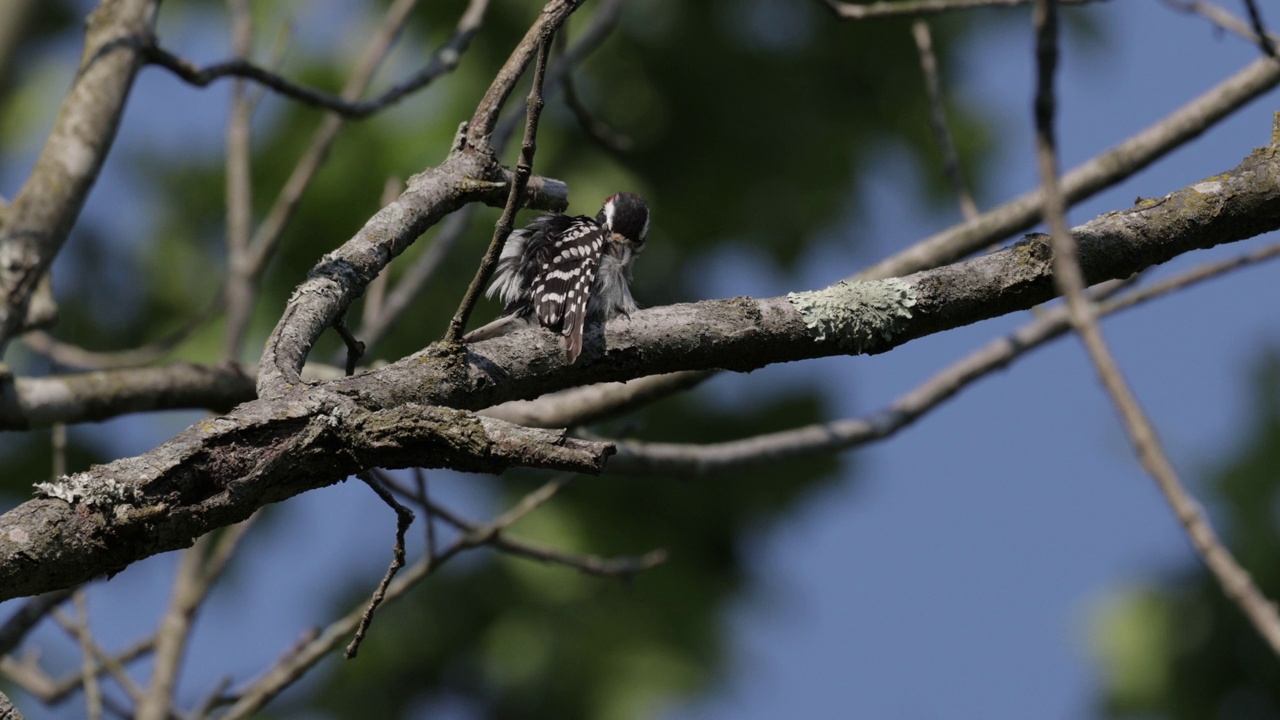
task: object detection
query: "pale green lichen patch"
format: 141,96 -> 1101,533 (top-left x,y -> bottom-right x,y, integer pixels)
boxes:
34,473 -> 143,508
786,278 -> 917,352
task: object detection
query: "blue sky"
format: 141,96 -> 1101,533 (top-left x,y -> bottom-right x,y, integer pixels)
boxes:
4,1 -> 1280,718
675,2 -> 1280,718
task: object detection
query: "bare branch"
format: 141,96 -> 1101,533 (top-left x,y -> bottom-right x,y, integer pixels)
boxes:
143,0 -> 486,121
856,50 -> 1280,281
257,1 -> 581,395
5,119 -> 1280,602
0,0 -> 161,352
492,0 -> 625,152
1242,0 -> 1276,55
465,0 -> 586,149
423,486 -> 669,578
50,608 -> 146,704
220,476 -> 587,718
136,536 -> 210,720
1162,0 -> 1280,50
0,589 -> 72,656
481,370 -> 711,428
223,0 -> 446,360
358,206 -> 476,352
0,363 -> 254,430
447,33 -> 556,343
221,0 -> 256,366
0,396 -> 613,601
1163,0 -> 1267,42
344,472 -> 414,659
911,19 -> 978,220
819,0 -> 1092,20
0,636 -> 152,706
1034,0 -> 1280,655
610,237 -> 1280,473
19,295 -> 221,371
71,593 -> 102,720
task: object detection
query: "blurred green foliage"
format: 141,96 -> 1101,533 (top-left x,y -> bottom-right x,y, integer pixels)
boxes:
0,0 -> 997,718
1093,350 -> 1280,720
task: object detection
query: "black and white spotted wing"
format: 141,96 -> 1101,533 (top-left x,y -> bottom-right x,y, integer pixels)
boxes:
533,219 -> 605,364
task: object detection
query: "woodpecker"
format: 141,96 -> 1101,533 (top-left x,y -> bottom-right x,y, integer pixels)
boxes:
463,193 -> 650,364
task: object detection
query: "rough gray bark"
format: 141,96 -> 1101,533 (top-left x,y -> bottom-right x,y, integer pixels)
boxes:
1,133 -> 1278,602
0,0 -> 161,351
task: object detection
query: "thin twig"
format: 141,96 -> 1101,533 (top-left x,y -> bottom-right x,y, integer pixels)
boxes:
358,207 -> 476,352
1162,0 -> 1278,45
911,19 -> 978,220
446,33 -> 556,342
333,314 -> 365,377
558,26 -> 632,154
491,537 -> 667,578
190,675 -> 232,720
0,636 -> 153,705
819,0 -> 1093,20
562,70 -> 633,152
1242,0 -> 1276,55
72,592 -> 101,720
136,537 -> 209,720
492,0 -> 624,155
228,0 -> 491,364
221,473 -> 659,719
50,609 -> 146,704
412,468 -> 437,560
359,177 -> 405,334
221,0 -> 257,365
142,1 -> 486,121
20,295 -> 221,371
0,589 -> 72,656
345,472 -> 415,659
1033,0 -> 1280,655
854,47 -> 1280,282
413,477 -> 668,576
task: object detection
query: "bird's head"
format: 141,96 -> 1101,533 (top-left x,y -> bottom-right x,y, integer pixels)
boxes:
597,193 -> 650,249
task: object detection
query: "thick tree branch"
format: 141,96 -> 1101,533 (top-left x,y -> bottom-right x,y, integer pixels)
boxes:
355,138 -> 1280,414
0,393 -> 612,601
608,235 -> 1280,474
0,363 -> 254,430
3,120 -> 1279,604
0,0 -> 161,353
